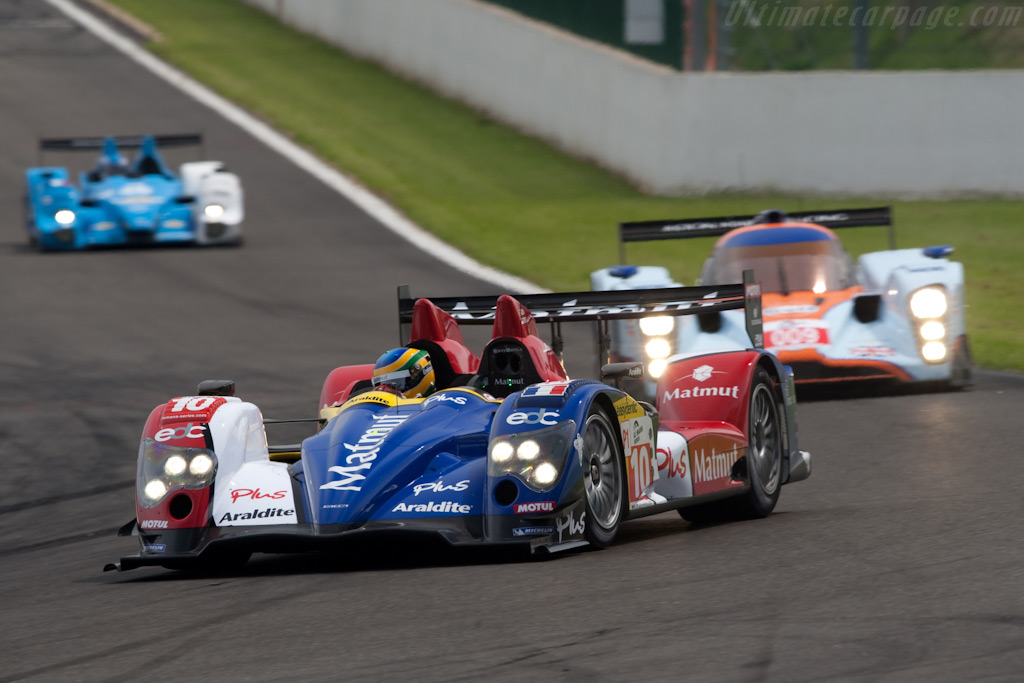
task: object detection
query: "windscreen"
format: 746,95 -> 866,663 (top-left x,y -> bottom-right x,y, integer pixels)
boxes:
701,240 -> 854,295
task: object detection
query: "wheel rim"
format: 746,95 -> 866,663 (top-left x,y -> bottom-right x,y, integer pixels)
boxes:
582,415 -> 621,530
749,383 -> 781,496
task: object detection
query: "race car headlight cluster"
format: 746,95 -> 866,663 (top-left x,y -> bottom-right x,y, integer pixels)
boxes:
909,286 -> 948,363
54,209 -> 76,226
203,203 -> 225,220
489,419 -> 575,492
136,438 -> 217,507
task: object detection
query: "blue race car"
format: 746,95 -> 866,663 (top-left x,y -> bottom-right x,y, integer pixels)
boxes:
25,134 -> 243,250
107,279 -> 811,572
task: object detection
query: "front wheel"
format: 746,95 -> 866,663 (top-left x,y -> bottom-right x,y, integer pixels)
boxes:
581,408 -> 625,549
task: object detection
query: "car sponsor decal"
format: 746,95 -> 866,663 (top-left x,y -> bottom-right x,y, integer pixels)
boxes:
512,526 -> 554,537
320,413 -> 410,491
391,501 -> 472,514
514,501 -> 555,514
688,434 -> 745,496
219,508 -> 295,523
413,478 -> 470,496
161,396 -> 227,425
555,509 -> 586,543
689,364 -> 727,382
139,519 -> 168,530
764,304 -> 820,316
153,422 -> 206,443
506,410 -> 560,426
621,416 -> 657,504
662,384 -> 740,402
765,319 -> 831,351
613,396 -> 645,421
424,393 -> 468,406
142,544 -> 166,553
850,345 -> 895,358
230,488 -> 288,504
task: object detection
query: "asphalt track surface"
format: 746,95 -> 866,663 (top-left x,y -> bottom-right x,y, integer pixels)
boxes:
1,2 -> 1022,681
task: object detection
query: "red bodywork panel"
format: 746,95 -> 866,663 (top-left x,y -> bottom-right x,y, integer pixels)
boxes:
492,295 -> 567,383
409,298 -> 480,374
656,351 -> 761,430
136,397 -> 222,531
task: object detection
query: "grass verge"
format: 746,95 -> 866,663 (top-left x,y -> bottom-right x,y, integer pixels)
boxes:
105,0 -> 1023,372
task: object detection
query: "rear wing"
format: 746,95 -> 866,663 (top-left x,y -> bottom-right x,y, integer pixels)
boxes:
39,134 -> 203,150
398,270 -> 763,366
618,206 -> 893,261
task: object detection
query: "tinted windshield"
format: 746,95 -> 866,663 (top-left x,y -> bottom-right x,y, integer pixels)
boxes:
701,240 -> 854,294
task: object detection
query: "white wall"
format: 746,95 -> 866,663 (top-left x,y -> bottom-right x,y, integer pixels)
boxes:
242,0 -> 1024,198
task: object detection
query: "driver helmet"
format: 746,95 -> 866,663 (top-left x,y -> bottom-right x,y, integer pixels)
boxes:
371,348 -> 436,399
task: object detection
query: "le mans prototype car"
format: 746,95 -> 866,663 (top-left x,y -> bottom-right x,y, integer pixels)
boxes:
591,207 -> 971,393
108,278 -> 811,572
24,134 -> 243,250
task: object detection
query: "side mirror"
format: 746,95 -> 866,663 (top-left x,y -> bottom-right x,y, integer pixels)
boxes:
602,362 -> 644,390
197,379 -> 235,396
853,294 -> 881,323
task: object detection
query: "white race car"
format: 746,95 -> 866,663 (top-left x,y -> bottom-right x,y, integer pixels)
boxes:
591,207 -> 971,396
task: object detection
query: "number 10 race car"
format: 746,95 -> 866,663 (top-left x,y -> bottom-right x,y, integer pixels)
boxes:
107,277 -> 810,572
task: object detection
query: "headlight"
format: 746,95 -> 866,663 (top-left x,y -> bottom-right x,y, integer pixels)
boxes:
189,454 -> 215,476
922,341 -> 947,362
54,209 -> 75,226
920,321 -> 945,341
648,358 -> 669,379
910,287 -> 947,319
639,316 -> 674,336
136,439 -> 218,507
645,338 -> 671,359
489,419 -> 575,492
164,455 -> 188,476
203,203 -> 225,220
143,479 -> 168,502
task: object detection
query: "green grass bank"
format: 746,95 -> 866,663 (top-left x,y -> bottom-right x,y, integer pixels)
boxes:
107,0 -> 1024,372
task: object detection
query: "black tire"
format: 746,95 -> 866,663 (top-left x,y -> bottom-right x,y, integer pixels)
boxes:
581,408 -> 626,549
678,365 -> 782,523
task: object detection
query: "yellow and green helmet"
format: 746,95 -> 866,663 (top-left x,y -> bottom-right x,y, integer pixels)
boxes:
371,348 -> 436,398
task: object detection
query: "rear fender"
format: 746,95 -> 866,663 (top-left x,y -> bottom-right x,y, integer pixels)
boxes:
656,350 -> 762,431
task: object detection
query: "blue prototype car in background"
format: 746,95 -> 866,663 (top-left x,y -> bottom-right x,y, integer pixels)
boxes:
24,134 -> 244,250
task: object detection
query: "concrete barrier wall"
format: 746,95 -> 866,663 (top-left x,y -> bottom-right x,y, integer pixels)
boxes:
242,0 -> 1024,198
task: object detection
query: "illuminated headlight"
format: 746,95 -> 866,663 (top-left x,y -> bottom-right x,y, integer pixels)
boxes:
920,321 -> 945,341
531,462 -> 558,486
517,440 -> 540,461
645,338 -> 671,359
164,455 -> 188,476
490,441 -> 514,463
203,203 -> 225,220
143,479 -> 168,502
189,454 -> 215,476
489,420 -> 575,492
54,209 -> 75,226
648,358 -> 668,379
922,341 -> 947,362
639,316 -> 674,336
910,287 -> 947,319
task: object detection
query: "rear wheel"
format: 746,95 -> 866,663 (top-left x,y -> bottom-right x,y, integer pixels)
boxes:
581,408 -> 625,548
679,366 -> 782,523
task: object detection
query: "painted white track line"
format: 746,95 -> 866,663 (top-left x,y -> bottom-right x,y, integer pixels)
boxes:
47,0 -> 546,294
